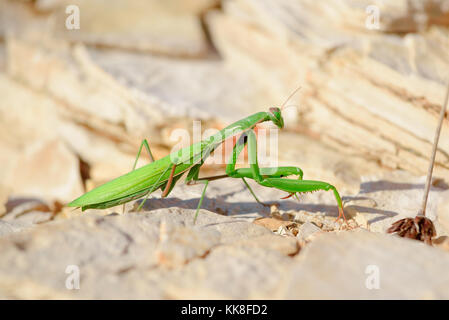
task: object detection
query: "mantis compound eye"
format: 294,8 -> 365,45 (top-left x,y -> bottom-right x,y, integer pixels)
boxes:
269,107 -> 284,129
269,107 -> 281,114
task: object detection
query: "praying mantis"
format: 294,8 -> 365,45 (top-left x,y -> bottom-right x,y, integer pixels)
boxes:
68,95 -> 348,225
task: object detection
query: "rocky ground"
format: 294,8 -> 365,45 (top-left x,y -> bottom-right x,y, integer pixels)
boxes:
1,0 -> 449,299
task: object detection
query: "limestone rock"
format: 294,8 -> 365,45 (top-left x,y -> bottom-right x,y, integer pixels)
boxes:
279,230 -> 449,299
344,170 -> 449,236
437,190 -> 449,233
89,48 -> 278,123
277,132 -> 385,195
6,37 -> 164,135
155,220 -> 221,268
2,198 -> 58,225
5,139 -> 83,203
0,209 -> 297,299
0,0 -> 449,300
297,221 -> 322,243
0,72 -> 151,190
0,0 -> 219,57
253,217 -> 295,232
0,185 -> 9,217
206,0 -> 449,178
434,235 -> 449,253
164,244 -> 292,299
0,220 -> 30,237
0,43 -> 4,71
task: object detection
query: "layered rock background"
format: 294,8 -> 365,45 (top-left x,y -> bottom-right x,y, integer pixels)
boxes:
1,0 -> 449,299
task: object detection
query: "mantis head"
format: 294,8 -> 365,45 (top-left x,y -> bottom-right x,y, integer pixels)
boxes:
268,86 -> 301,129
269,107 -> 284,129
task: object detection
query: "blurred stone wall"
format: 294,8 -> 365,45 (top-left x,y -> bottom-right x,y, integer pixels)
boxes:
0,0 -> 449,204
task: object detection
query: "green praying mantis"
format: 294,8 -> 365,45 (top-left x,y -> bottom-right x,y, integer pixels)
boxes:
68,93 -> 348,225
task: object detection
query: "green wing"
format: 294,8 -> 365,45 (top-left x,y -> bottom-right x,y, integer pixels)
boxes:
67,140 -> 217,209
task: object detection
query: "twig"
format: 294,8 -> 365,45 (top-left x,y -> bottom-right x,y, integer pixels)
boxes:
419,81 -> 449,216
388,82 -> 448,245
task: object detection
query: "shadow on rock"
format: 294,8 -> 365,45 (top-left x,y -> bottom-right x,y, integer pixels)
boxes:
135,196 -> 398,222
360,180 -> 447,194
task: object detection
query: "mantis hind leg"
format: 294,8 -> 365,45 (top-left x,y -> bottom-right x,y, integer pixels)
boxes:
262,178 -> 347,224
124,139 -> 156,213
131,139 -> 154,166
132,139 -> 156,169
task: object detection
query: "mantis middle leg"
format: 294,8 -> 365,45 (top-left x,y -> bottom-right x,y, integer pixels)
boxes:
123,139 -> 156,213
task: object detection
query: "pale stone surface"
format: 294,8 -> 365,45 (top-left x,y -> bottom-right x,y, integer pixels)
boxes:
277,132 -> 385,195
0,74 -> 60,187
206,0 -> 449,177
344,170 -> 449,236
0,220 -> 31,237
0,73 -> 149,187
279,230 -> 449,299
1,0 -> 449,300
434,235 -> 449,253
1,204 -> 449,299
0,43 -> 4,71
5,139 -> 83,203
253,217 -> 295,232
6,37 -> 164,135
0,209 -> 297,299
164,244 -> 292,299
0,0 -> 218,57
297,222 -> 322,243
2,198 -> 56,225
0,166 -> 448,299
437,190 -> 449,234
89,48 -> 277,123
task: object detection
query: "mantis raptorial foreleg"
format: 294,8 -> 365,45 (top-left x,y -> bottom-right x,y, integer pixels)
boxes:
225,131 -> 304,180
226,131 -> 303,207
188,130 -> 305,219
228,130 -> 348,224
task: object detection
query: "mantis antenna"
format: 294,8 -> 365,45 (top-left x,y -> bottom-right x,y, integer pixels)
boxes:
280,86 -> 302,110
